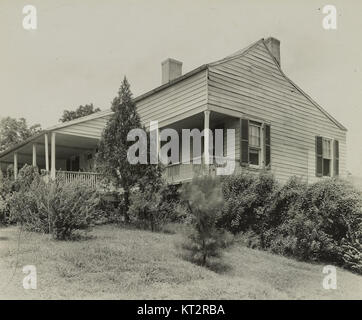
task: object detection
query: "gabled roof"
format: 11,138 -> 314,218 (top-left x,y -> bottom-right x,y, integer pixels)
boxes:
134,38 -> 346,131
209,39 -> 263,66
259,39 -> 347,132
0,37 -> 347,159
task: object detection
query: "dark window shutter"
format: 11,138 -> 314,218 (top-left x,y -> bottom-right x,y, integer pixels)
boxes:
265,124 -> 271,168
316,136 -> 323,177
66,159 -> 70,171
334,140 -> 339,176
240,118 -> 249,166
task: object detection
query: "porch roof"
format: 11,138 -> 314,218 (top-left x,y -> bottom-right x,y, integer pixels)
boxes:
0,132 -> 100,168
0,109 -> 112,165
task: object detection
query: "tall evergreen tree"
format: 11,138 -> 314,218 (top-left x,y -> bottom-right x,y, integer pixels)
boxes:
97,77 -> 162,222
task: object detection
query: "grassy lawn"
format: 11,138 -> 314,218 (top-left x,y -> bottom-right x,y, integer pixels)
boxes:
0,224 -> 361,299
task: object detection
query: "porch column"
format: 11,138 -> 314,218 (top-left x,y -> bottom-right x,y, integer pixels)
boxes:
50,132 -> 56,180
14,152 -> 18,179
157,128 -> 161,158
204,110 -> 211,164
44,133 -> 49,172
32,143 -> 37,167
150,121 -> 160,163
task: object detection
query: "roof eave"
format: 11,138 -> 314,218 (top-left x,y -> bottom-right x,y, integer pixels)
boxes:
261,39 -> 347,132
0,129 -> 50,159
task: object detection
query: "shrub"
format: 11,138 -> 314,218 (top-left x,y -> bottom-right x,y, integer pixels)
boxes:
96,192 -> 123,224
10,179 -> 49,233
342,239 -> 362,274
10,177 -> 100,240
50,179 -> 100,240
221,174 -> 362,274
267,178 -> 362,268
0,164 -> 41,225
220,172 -> 277,234
129,184 -> 178,232
14,164 -> 40,191
262,177 -> 308,248
264,176 -> 307,229
0,169 -> 14,225
179,176 -> 228,267
157,184 -> 181,221
234,230 -> 261,249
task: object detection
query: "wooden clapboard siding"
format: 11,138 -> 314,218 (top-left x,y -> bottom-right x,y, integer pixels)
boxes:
208,41 -> 346,183
55,114 -> 112,139
222,118 -> 240,158
135,70 -> 208,127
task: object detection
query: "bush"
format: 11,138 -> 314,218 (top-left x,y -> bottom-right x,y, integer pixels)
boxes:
0,169 -> 14,225
267,178 -> 362,269
14,164 -> 40,192
221,174 -> 362,274
129,184 -> 178,232
10,177 -> 100,240
96,192 -> 123,224
234,230 -> 261,249
0,165 -> 41,225
220,172 -> 277,234
262,177 -> 308,248
264,176 -> 307,229
342,239 -> 362,274
179,176 -> 228,267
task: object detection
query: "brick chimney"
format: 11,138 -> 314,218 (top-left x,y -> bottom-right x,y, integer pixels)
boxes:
162,58 -> 182,84
265,37 -> 280,66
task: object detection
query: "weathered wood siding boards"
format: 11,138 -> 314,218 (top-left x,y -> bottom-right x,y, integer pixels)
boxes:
55,115 -> 112,139
135,70 -> 208,129
221,117 -> 240,160
208,41 -> 346,183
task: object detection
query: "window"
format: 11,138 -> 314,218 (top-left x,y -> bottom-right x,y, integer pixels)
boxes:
322,138 -> 331,176
249,124 -> 261,148
240,119 -> 271,169
316,136 -> 338,177
249,122 -> 262,166
323,138 -> 332,159
249,148 -> 259,165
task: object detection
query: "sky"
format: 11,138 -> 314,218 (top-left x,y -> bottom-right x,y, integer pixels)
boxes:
0,0 -> 361,176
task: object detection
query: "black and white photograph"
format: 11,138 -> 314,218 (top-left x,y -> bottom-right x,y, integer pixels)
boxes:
0,0 -> 361,307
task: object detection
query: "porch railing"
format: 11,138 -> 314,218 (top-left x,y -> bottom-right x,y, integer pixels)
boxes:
165,163 -> 193,184
55,171 -> 102,188
164,157 -> 239,184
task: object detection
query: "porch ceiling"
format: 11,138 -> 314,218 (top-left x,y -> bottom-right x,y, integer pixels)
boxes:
165,110 -> 237,131
0,132 -> 99,166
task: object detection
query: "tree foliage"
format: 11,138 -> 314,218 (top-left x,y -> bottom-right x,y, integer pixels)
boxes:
59,103 -> 100,122
180,176 -> 228,267
0,117 -> 41,152
96,77 -> 162,221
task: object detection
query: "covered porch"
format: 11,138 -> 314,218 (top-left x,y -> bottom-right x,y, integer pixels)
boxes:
0,111 -> 112,187
159,109 -> 241,184
0,131 -> 101,188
